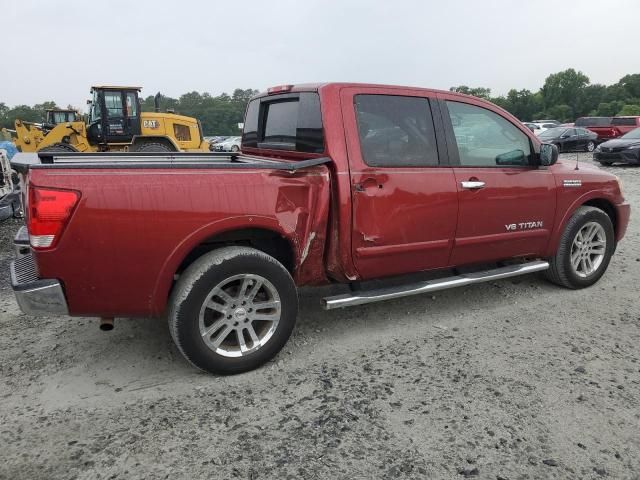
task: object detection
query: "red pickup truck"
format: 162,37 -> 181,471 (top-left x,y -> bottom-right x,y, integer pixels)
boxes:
583,116 -> 640,142
10,83 -> 630,374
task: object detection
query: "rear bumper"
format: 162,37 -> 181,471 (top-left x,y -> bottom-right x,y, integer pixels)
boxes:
10,233 -> 68,316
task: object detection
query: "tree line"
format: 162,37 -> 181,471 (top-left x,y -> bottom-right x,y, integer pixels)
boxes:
2,70 -> 639,133
451,69 -> 640,122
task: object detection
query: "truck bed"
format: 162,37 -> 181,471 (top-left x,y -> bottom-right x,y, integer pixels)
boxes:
12,151 -> 332,317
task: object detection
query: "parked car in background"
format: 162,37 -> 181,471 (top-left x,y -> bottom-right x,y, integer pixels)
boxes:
594,127 -> 640,166
538,127 -> 598,152
575,117 -> 612,128
213,136 -> 241,152
586,116 -> 640,142
575,117 -> 613,142
531,119 -> 560,126
522,122 -> 539,133
532,122 -> 561,135
611,116 -> 640,135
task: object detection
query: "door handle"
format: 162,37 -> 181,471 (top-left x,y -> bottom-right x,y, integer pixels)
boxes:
354,177 -> 381,193
460,180 -> 485,190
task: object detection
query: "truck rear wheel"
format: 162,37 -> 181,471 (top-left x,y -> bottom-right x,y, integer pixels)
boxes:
545,206 -> 614,289
168,246 -> 298,374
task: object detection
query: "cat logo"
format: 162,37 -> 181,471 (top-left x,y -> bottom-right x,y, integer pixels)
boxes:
143,119 -> 160,129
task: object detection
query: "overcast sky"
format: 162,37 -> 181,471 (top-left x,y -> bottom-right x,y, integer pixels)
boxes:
3,0 -> 640,109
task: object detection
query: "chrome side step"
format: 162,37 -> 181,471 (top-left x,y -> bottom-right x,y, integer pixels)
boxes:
322,260 -> 549,310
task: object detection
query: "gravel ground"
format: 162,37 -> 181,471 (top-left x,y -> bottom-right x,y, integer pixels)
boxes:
1,153 -> 639,480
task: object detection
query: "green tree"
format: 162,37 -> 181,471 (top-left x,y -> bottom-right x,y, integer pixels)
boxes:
449,85 -> 492,99
617,104 -> 640,116
541,68 -> 590,118
491,89 -> 543,120
545,104 -> 573,123
617,74 -> 640,99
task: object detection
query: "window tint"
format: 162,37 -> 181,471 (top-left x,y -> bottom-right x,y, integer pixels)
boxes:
126,92 -> 138,117
242,92 -> 324,153
173,124 -> 191,141
575,117 -> 611,127
611,117 -> 638,126
264,100 -> 297,144
446,101 -> 531,167
355,95 -> 438,167
104,92 -> 123,118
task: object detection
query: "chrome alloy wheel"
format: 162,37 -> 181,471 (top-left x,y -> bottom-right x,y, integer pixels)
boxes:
570,221 -> 606,278
198,274 -> 281,357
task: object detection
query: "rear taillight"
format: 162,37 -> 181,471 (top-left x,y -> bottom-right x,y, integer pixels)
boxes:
27,186 -> 79,249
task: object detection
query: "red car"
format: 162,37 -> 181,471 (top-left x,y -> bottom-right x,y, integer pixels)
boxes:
10,83 -> 631,374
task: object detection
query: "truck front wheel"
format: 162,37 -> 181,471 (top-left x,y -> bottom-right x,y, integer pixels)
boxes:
545,206 -> 614,289
168,246 -> 298,374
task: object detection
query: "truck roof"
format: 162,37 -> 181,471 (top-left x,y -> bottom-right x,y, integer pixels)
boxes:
253,82 -> 482,102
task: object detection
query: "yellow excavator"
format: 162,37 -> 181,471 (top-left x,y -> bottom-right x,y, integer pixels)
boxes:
10,86 -> 210,153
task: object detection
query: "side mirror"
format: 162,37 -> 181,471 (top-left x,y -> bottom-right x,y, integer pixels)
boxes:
539,143 -> 558,166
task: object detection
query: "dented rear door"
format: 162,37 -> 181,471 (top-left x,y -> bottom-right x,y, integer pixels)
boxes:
340,86 -> 458,279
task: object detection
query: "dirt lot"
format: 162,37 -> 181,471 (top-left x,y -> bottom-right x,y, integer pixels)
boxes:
0,153 -> 639,480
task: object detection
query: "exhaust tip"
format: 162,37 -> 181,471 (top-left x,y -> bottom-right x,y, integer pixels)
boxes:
99,318 -> 114,331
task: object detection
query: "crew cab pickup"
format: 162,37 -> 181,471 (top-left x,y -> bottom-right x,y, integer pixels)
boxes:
586,116 -> 640,142
10,83 -> 631,374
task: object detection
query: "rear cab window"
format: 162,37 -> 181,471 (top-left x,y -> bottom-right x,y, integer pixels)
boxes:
242,92 -> 324,153
611,117 -> 639,126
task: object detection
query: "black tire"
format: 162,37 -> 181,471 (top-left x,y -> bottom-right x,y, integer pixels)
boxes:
231,144 -> 240,152
586,140 -> 596,152
132,141 -> 174,152
545,206 -> 615,289
168,246 -> 298,374
599,161 -> 613,166
554,142 -> 562,154
39,143 -> 78,153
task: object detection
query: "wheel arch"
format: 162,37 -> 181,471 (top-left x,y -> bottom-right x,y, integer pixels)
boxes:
151,218 -> 296,315
547,194 -> 618,256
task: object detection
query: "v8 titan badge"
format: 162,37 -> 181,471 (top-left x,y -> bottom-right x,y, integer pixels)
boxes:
505,221 -> 543,231
143,119 -> 160,129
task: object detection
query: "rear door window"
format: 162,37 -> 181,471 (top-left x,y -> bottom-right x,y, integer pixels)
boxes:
354,94 -> 439,167
242,92 -> 324,153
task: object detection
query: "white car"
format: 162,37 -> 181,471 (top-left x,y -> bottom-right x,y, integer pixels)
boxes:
213,136 -> 241,152
531,122 -> 561,136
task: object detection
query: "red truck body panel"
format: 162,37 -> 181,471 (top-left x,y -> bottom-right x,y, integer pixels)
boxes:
29,166 -> 330,316
17,83 -> 630,319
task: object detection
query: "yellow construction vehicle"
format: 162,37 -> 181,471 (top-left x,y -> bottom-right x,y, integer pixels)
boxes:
12,86 -> 210,153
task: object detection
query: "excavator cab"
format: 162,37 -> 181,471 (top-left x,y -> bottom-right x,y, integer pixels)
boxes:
45,109 -> 78,127
86,86 -> 142,145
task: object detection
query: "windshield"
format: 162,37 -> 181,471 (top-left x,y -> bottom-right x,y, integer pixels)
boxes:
621,127 -> 640,140
539,127 -> 565,138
